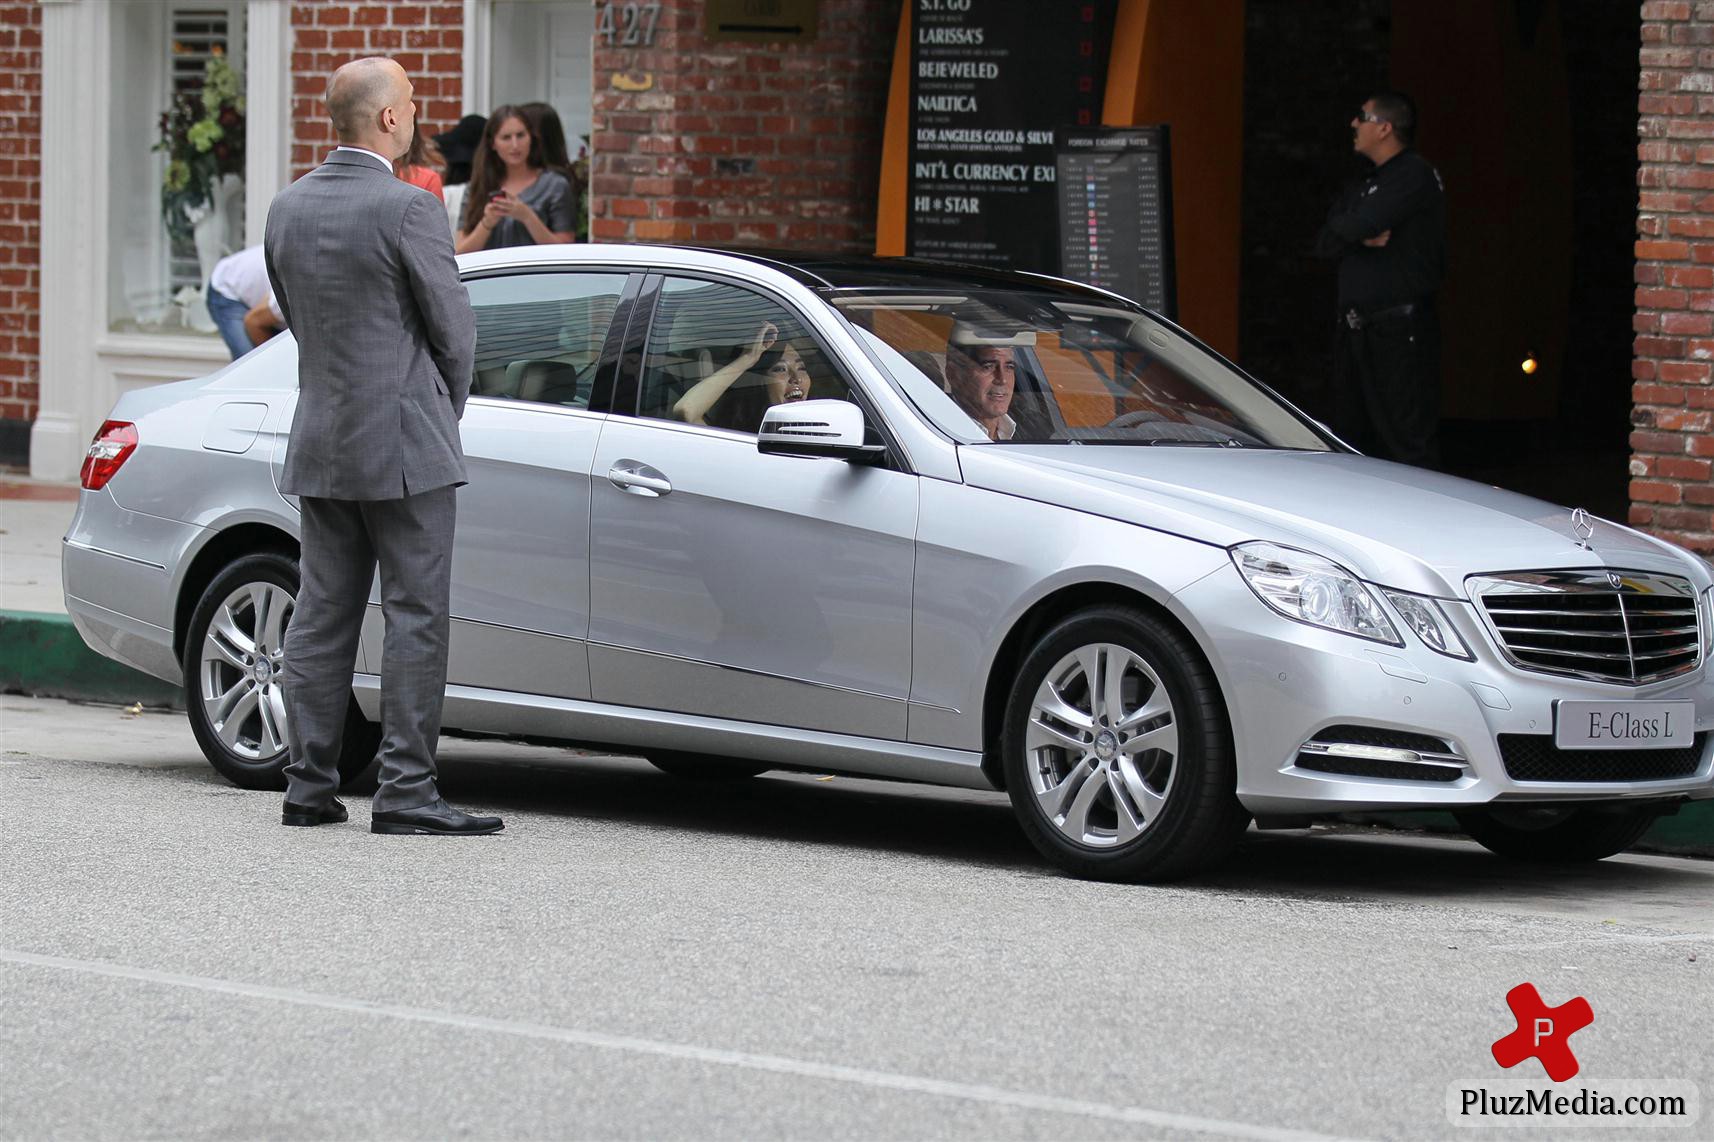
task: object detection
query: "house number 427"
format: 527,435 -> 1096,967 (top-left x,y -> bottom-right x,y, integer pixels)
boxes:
598,1 -> 662,47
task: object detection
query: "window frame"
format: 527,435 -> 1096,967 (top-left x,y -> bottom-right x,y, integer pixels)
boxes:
458,266 -> 644,414
601,269 -> 908,468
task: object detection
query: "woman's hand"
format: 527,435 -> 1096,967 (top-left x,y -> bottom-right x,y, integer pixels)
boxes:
490,193 -> 573,244
494,195 -> 542,227
673,321 -> 780,425
480,196 -> 509,230
745,321 -> 779,363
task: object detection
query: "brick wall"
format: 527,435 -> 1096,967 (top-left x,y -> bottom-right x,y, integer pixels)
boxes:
1633,0 -> 1714,555
0,1 -> 41,457
590,0 -> 895,250
289,1 -> 464,178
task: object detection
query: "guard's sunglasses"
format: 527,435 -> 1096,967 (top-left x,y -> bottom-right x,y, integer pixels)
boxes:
1356,107 -> 1388,125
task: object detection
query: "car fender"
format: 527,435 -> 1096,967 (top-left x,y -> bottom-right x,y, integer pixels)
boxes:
908,478 -> 1228,752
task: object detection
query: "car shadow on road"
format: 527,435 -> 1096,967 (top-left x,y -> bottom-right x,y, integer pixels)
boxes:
1205,825 -> 1713,907
425,748 -> 1710,899
162,742 -> 1712,898
430,750 -> 1048,873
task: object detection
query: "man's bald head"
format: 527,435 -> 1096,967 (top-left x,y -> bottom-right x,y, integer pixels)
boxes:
326,58 -> 413,153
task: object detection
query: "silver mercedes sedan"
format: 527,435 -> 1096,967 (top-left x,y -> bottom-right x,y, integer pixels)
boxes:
63,244 -> 1714,880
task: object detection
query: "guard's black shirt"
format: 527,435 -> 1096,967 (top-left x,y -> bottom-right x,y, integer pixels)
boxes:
1315,148 -> 1445,313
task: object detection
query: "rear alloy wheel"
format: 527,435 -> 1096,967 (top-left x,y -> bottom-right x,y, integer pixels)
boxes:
182,552 -> 380,791
1001,605 -> 1248,882
1454,804 -> 1663,862
646,751 -> 770,780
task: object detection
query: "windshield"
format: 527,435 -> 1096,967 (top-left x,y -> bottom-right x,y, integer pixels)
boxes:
831,288 -> 1333,450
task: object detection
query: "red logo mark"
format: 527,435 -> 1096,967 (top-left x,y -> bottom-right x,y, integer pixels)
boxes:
1491,982 -> 1593,1082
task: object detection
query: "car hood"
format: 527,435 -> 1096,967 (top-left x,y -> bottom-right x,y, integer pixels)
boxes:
958,446 -> 1710,598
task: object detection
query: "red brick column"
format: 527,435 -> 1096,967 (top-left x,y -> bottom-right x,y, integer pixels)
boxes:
1634,0 -> 1714,554
0,1 -> 41,438
590,0 -> 894,251
289,1 -> 465,179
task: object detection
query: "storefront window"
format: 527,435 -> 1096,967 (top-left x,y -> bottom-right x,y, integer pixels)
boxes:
108,2 -> 248,336
490,1 -> 594,164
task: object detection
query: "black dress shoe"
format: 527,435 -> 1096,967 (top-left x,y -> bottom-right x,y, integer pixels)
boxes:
282,798 -> 349,827
371,797 -> 504,836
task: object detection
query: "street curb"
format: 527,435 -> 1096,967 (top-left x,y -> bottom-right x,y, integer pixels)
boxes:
0,610 -> 184,710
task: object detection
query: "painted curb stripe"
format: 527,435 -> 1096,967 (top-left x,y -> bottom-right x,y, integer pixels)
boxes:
0,610 -> 183,708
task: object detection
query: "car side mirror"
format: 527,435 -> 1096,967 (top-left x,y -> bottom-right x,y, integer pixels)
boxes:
757,399 -> 888,462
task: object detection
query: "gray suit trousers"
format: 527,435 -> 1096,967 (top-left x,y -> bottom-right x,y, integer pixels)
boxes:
281,487 -> 457,813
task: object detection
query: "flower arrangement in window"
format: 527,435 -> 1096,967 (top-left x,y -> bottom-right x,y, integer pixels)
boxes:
155,48 -> 246,242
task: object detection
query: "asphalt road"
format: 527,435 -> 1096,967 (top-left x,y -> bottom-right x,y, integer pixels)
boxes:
2,693 -> 1710,1140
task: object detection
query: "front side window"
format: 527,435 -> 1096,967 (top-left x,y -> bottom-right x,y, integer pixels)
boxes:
635,278 -> 850,435
466,272 -> 627,407
835,290 -> 1334,450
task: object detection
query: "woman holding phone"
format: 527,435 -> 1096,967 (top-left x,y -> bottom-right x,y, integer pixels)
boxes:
455,105 -> 576,253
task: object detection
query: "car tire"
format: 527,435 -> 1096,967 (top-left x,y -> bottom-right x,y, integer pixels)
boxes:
1000,604 -> 1249,883
182,551 -> 381,791
646,751 -> 770,780
1453,804 -> 1661,862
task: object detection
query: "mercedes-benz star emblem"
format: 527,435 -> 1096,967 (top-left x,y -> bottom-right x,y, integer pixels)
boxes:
1571,507 -> 1595,550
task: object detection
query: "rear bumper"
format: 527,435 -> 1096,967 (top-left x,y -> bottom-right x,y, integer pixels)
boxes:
61,490 -> 203,685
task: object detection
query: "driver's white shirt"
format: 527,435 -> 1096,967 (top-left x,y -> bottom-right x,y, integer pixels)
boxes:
989,413 -> 1016,441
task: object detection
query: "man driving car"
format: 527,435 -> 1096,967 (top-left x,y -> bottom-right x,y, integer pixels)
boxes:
944,331 -> 1017,441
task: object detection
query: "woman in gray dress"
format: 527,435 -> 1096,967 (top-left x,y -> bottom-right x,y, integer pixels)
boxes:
454,105 -> 576,253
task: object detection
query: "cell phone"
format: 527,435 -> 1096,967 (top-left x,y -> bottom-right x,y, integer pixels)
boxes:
489,190 -> 507,201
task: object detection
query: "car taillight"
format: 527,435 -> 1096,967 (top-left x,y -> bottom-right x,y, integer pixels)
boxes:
80,420 -> 138,491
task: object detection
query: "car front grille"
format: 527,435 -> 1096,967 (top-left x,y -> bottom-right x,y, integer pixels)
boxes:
1498,733 -> 1708,782
1469,570 -> 1703,685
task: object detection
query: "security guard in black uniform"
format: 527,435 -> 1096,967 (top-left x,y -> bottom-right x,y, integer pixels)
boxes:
1315,90 -> 1445,468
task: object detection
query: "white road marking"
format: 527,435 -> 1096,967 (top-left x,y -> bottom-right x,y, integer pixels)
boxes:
1486,931 -> 1705,952
1,948 -> 1353,1142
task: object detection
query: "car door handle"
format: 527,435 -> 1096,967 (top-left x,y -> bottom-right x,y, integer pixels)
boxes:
607,460 -> 672,497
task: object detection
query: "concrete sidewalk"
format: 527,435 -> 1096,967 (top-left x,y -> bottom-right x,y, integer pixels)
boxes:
1,473 -> 1709,855
0,480 -> 76,615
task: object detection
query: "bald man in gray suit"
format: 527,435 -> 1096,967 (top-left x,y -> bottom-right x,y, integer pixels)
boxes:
265,58 -> 501,835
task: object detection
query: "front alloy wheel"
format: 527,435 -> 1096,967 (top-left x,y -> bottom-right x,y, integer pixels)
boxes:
1023,641 -> 1179,848
1002,605 -> 1248,882
182,552 -> 380,790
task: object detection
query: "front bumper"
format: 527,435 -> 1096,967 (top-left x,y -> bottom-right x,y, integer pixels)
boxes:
1173,564 -> 1714,817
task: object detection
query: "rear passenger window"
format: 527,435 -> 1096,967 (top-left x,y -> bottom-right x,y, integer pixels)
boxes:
465,272 -> 627,408
636,278 -> 848,435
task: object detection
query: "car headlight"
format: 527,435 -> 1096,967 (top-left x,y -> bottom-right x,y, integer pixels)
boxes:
1231,542 -> 1401,645
1382,589 -> 1473,660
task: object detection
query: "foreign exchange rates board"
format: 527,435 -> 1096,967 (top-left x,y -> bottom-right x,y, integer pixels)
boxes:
1055,126 -> 1177,316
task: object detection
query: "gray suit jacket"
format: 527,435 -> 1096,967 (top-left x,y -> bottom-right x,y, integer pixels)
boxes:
264,149 -> 475,500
